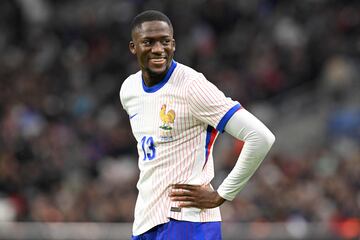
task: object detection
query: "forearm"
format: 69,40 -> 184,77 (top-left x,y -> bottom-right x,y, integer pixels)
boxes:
217,108 -> 275,201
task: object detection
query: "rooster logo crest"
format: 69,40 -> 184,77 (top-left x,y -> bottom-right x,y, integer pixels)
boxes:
159,104 -> 175,130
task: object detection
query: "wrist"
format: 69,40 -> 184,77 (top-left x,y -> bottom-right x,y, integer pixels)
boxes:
214,191 -> 226,206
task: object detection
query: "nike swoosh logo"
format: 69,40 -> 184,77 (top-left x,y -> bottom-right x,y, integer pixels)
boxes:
129,113 -> 138,120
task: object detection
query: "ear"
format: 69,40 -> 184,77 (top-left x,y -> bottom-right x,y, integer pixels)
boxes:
172,39 -> 176,52
129,41 -> 136,55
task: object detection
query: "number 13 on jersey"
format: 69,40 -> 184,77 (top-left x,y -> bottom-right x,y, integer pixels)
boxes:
141,136 -> 156,161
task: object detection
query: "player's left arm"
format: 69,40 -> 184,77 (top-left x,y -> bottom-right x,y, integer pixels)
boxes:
169,108 -> 275,208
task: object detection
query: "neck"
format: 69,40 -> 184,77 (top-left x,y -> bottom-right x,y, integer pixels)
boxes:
142,70 -> 167,87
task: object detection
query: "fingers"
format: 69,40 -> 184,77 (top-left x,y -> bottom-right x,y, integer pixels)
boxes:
169,188 -> 194,197
178,202 -> 198,208
169,184 -> 200,197
169,185 -> 198,207
170,196 -> 195,202
169,183 -> 212,209
171,184 -> 199,190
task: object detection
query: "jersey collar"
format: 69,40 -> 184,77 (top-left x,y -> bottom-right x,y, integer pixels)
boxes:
142,60 -> 177,93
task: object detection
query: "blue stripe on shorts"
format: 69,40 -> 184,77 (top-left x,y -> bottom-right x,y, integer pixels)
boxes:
132,219 -> 222,240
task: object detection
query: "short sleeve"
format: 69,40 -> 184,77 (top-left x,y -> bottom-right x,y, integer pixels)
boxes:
187,73 -> 241,132
119,82 -> 128,114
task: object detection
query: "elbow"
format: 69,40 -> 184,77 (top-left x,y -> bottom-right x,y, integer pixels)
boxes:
264,130 -> 275,151
269,131 -> 276,146
246,128 -> 275,154
254,128 -> 275,152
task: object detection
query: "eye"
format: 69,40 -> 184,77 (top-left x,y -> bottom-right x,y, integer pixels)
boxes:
162,39 -> 171,45
142,40 -> 151,46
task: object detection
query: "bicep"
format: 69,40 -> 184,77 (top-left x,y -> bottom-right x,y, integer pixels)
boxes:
225,108 -> 276,144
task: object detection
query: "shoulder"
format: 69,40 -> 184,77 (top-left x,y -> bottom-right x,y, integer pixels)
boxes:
175,62 -> 202,78
175,62 -> 212,88
119,71 -> 141,111
173,62 -> 205,87
120,71 -> 141,97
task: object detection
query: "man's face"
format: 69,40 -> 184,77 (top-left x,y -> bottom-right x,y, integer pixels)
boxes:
129,21 -> 176,78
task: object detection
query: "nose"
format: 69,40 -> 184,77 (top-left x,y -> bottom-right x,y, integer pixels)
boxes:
151,41 -> 164,54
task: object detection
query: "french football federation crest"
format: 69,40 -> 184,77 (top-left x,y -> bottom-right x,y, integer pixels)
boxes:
159,104 -> 175,130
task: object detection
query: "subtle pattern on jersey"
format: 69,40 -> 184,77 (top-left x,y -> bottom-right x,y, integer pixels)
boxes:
120,61 -> 240,236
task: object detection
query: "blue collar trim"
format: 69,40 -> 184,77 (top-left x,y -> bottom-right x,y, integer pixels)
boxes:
142,60 -> 177,93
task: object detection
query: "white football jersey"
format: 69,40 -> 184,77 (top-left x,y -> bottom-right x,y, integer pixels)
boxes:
120,60 -> 241,236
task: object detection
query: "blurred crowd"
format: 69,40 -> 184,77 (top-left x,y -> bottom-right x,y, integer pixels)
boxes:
0,0 -> 359,238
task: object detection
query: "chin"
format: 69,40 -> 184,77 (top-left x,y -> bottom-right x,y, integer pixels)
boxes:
148,66 -> 167,76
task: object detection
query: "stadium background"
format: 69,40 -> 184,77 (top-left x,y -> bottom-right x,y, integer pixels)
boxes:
0,0 -> 359,239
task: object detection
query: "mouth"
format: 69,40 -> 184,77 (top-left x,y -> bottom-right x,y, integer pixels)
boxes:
149,57 -> 167,65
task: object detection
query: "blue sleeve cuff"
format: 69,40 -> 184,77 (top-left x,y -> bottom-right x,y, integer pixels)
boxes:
216,103 -> 241,133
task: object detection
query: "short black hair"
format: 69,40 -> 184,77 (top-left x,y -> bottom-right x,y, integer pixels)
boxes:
131,10 -> 173,36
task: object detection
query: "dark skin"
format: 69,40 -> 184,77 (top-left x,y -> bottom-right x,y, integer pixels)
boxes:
129,20 -> 226,209
169,184 -> 226,209
129,21 -> 175,87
